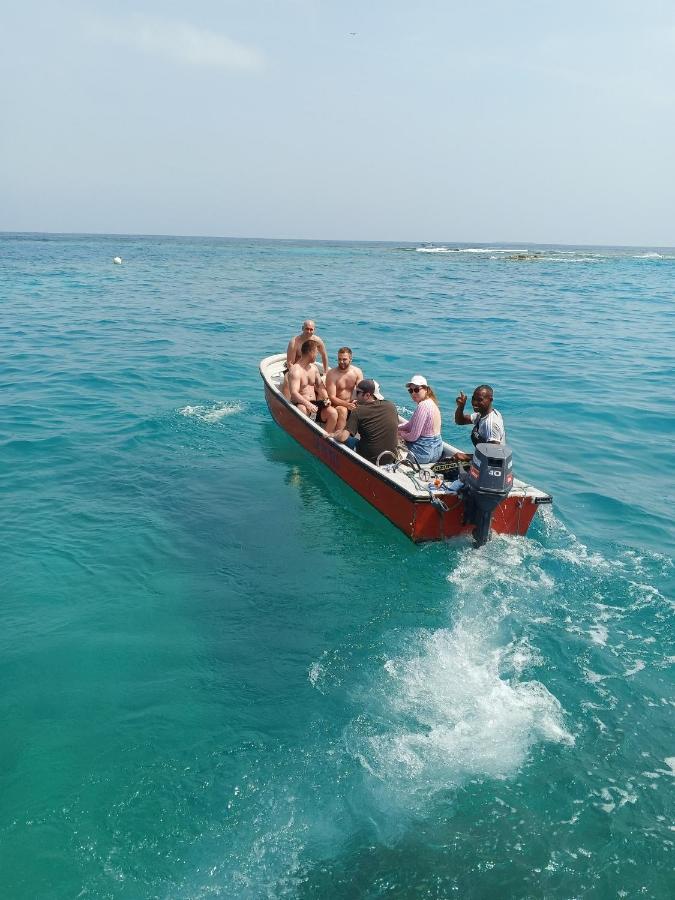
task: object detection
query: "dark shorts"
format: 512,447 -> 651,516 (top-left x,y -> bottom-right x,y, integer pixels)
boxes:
316,403 -> 330,425
293,399 -> 320,422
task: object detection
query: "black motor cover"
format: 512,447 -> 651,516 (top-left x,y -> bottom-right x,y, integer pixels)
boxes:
466,443 -> 513,495
463,443 -> 513,547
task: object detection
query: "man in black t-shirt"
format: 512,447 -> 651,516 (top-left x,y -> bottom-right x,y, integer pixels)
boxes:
330,378 -> 399,464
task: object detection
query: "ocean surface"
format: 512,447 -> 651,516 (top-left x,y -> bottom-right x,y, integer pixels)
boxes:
1,233 -> 673,899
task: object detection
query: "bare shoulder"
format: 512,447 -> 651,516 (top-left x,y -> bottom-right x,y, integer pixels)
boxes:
352,366 -> 364,381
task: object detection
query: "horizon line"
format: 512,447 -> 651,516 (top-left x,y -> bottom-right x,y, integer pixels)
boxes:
1,229 -> 674,251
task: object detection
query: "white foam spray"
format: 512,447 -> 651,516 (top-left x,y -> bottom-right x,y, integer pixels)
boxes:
178,401 -> 243,423
346,538 -> 574,825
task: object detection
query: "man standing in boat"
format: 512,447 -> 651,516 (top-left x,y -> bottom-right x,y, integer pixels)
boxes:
288,340 -> 338,429
452,384 -> 506,461
286,320 -> 329,374
324,347 -> 363,434
330,378 -> 399,464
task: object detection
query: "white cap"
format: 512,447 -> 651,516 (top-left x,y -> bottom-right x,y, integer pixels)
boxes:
406,374 -> 428,387
356,378 -> 385,400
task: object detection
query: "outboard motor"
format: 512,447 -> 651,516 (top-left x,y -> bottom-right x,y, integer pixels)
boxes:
461,443 -> 513,547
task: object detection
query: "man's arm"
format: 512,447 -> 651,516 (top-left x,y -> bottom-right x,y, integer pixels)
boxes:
454,391 -> 473,425
450,391 -> 474,460
325,372 -> 341,404
314,368 -> 329,401
317,338 -> 329,373
286,337 -> 296,369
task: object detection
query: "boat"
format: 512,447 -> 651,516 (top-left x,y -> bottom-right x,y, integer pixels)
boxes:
260,353 -> 552,544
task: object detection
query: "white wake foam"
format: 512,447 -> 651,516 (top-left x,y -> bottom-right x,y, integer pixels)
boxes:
178,401 -> 244,423
347,540 -> 574,819
364,628 -> 571,786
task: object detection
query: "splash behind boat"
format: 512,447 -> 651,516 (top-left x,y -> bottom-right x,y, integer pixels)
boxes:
260,353 -> 551,544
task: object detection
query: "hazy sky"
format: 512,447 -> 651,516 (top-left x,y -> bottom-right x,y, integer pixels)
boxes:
2,0 -> 674,244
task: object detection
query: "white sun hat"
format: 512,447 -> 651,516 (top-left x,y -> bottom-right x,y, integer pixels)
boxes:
406,374 -> 428,387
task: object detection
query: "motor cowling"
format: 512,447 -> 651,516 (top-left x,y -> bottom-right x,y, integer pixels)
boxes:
462,443 -> 513,547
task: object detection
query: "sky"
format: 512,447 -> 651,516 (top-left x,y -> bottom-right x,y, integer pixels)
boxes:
1,0 -> 674,244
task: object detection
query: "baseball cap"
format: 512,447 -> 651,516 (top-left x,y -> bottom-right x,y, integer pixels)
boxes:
357,378 -> 384,400
406,374 -> 428,387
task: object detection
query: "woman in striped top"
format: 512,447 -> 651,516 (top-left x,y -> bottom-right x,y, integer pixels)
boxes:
398,375 -> 444,463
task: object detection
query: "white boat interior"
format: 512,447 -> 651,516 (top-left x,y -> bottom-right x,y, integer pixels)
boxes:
260,353 -> 550,503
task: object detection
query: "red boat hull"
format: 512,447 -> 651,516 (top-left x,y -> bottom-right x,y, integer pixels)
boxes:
264,383 -> 539,543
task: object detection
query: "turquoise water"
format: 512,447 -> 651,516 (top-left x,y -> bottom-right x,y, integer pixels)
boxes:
1,233 -> 673,898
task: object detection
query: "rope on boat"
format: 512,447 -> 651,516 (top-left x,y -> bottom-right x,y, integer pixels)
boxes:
429,490 -> 449,513
514,484 -> 533,535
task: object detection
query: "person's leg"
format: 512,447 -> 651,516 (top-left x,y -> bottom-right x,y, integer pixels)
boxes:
345,435 -> 359,450
406,441 -> 432,464
405,435 -> 443,464
314,405 -> 327,429
323,406 -> 339,433
430,435 -> 444,463
335,406 -> 349,431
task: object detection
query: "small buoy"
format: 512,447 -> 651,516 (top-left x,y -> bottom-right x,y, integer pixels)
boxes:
113,256 -> 122,265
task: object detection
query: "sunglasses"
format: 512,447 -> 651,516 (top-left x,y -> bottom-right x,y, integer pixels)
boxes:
407,385 -> 425,394
355,389 -> 365,395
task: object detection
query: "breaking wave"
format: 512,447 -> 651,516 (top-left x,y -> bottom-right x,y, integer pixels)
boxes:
415,246 -> 527,253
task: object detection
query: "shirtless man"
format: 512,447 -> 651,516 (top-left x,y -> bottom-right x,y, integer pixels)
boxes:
324,347 -> 364,432
288,340 -> 338,430
286,320 -> 329,374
